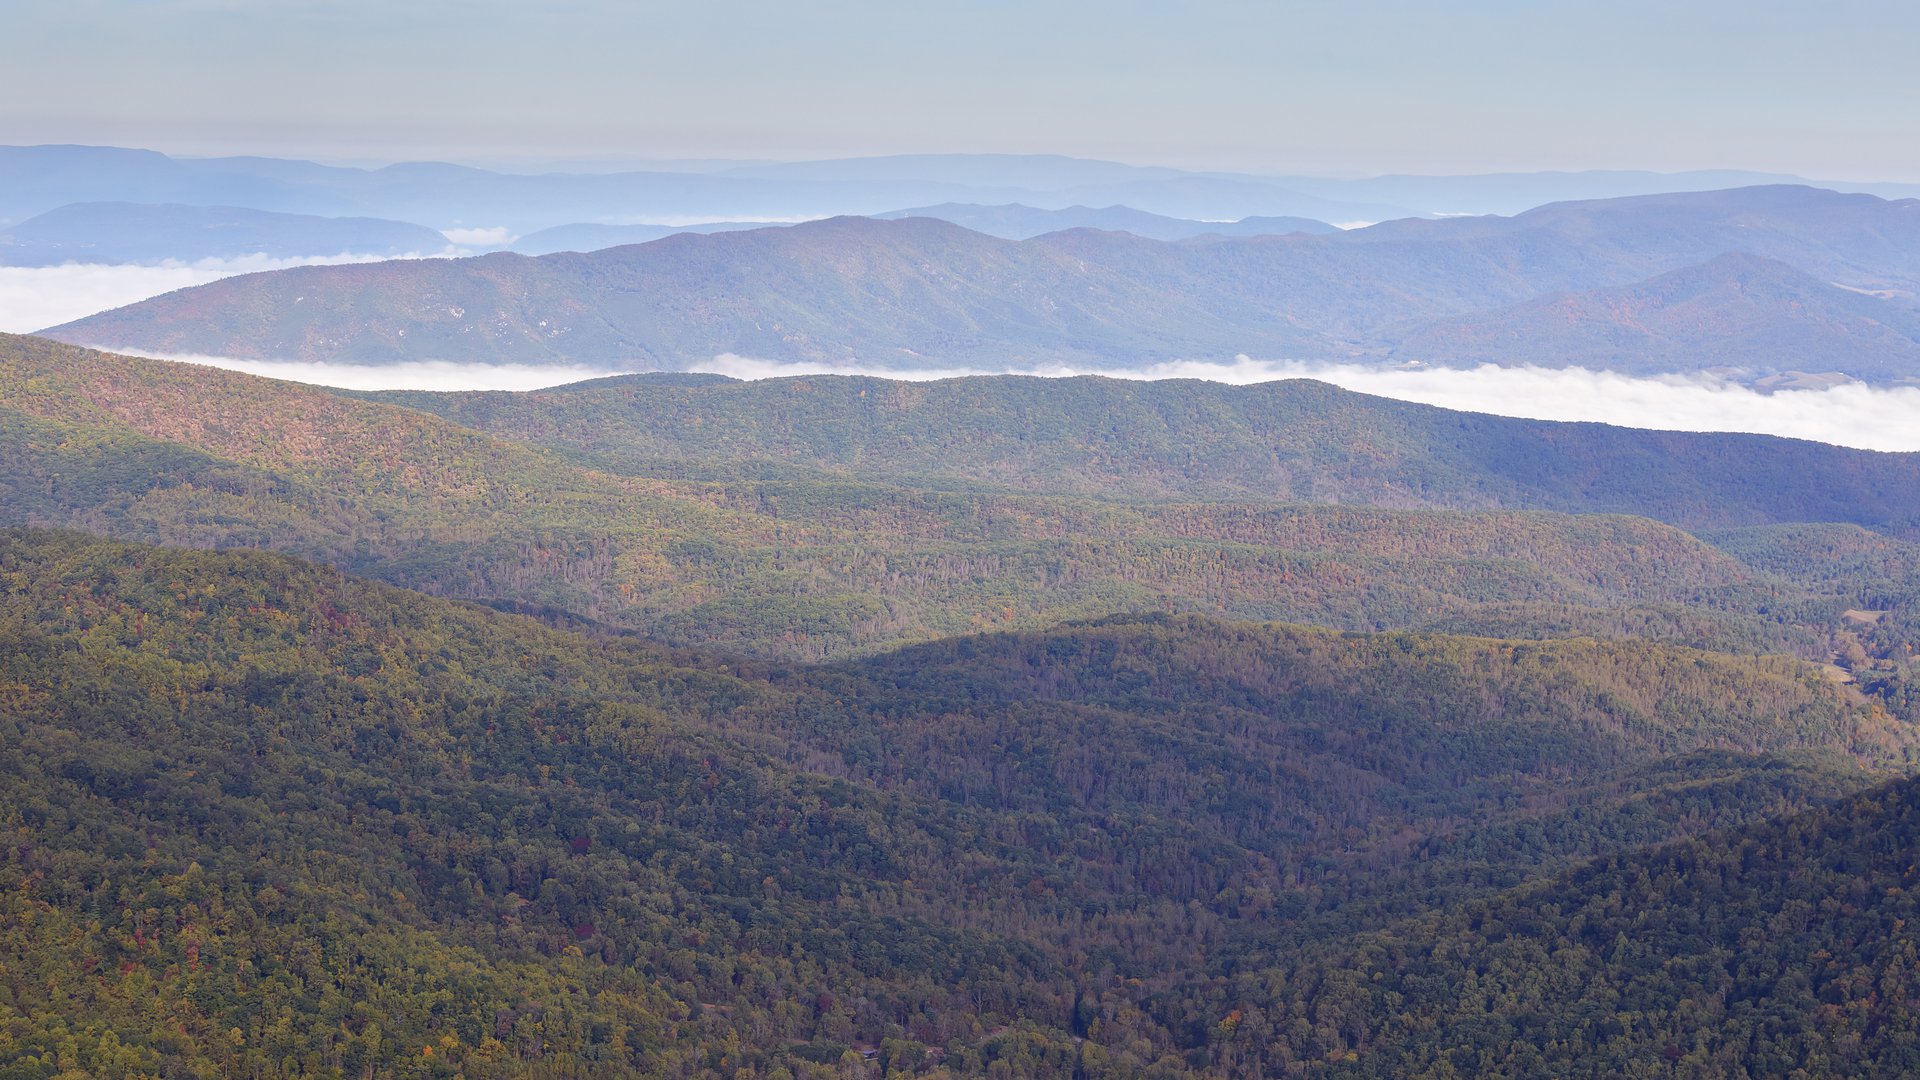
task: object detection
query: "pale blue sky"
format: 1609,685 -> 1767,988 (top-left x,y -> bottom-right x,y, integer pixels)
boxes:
4,0 -> 1916,178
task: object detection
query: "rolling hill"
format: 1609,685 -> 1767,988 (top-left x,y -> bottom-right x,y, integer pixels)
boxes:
0,334 -> 1805,661
7,334 -> 1920,666
41,216 -> 1329,367
365,367 -> 1920,535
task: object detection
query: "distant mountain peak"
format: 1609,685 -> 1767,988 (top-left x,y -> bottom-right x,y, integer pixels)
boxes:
1393,247 -> 1920,379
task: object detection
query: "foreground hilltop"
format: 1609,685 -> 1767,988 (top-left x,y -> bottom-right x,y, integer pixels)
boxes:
2,527 -> 1914,1076
43,185 -> 1920,382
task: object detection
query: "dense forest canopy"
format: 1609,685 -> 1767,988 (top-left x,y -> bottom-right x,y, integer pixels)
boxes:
367,370 -> 1920,535
5,330 -> 1920,1077
3,528 -> 1916,1077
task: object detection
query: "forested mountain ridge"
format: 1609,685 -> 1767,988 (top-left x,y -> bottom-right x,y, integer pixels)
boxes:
2,528 -> 1914,1077
8,334 -> 1920,668
43,185 -> 1920,381
42,216 -> 1327,368
366,369 -> 1920,535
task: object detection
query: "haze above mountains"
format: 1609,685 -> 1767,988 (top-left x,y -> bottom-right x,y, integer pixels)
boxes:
20,144 -> 1920,233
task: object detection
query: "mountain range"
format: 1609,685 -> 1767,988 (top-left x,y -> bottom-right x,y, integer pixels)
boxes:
0,144 -> 1414,232
44,185 -> 1920,383
11,122 -> 1920,1080
7,324 -> 1920,1074
501,205 -> 1336,256
41,215 -> 1328,368
11,144 -> 1920,235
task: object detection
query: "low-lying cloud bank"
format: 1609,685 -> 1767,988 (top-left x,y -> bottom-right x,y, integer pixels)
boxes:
10,258 -> 1915,452
0,256 -> 448,334
705,354 -> 1920,453
89,350 -> 1920,453
1145,357 -> 1920,453
440,227 -> 517,247
101,352 -> 637,393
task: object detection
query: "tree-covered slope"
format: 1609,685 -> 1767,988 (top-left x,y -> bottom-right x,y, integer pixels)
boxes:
1196,773 -> 1920,1078
0,529 -> 1911,1077
366,368 -> 1920,536
12,334 -> 1895,663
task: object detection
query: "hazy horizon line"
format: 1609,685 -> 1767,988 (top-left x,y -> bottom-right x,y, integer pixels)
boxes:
8,140 -> 1918,187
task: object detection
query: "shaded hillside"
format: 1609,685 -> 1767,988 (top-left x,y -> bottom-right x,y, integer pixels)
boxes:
0,530 -> 1908,1077
367,369 -> 1920,536
0,201 -> 452,265
1391,252 -> 1920,379
44,186 -> 1920,379
1193,773 -> 1920,1077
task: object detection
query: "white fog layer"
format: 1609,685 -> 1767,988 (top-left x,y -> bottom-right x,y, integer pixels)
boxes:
125,354 -> 640,393
9,265 -> 1915,451
0,257 -> 451,334
87,351 -> 1920,453
694,355 -> 1920,452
